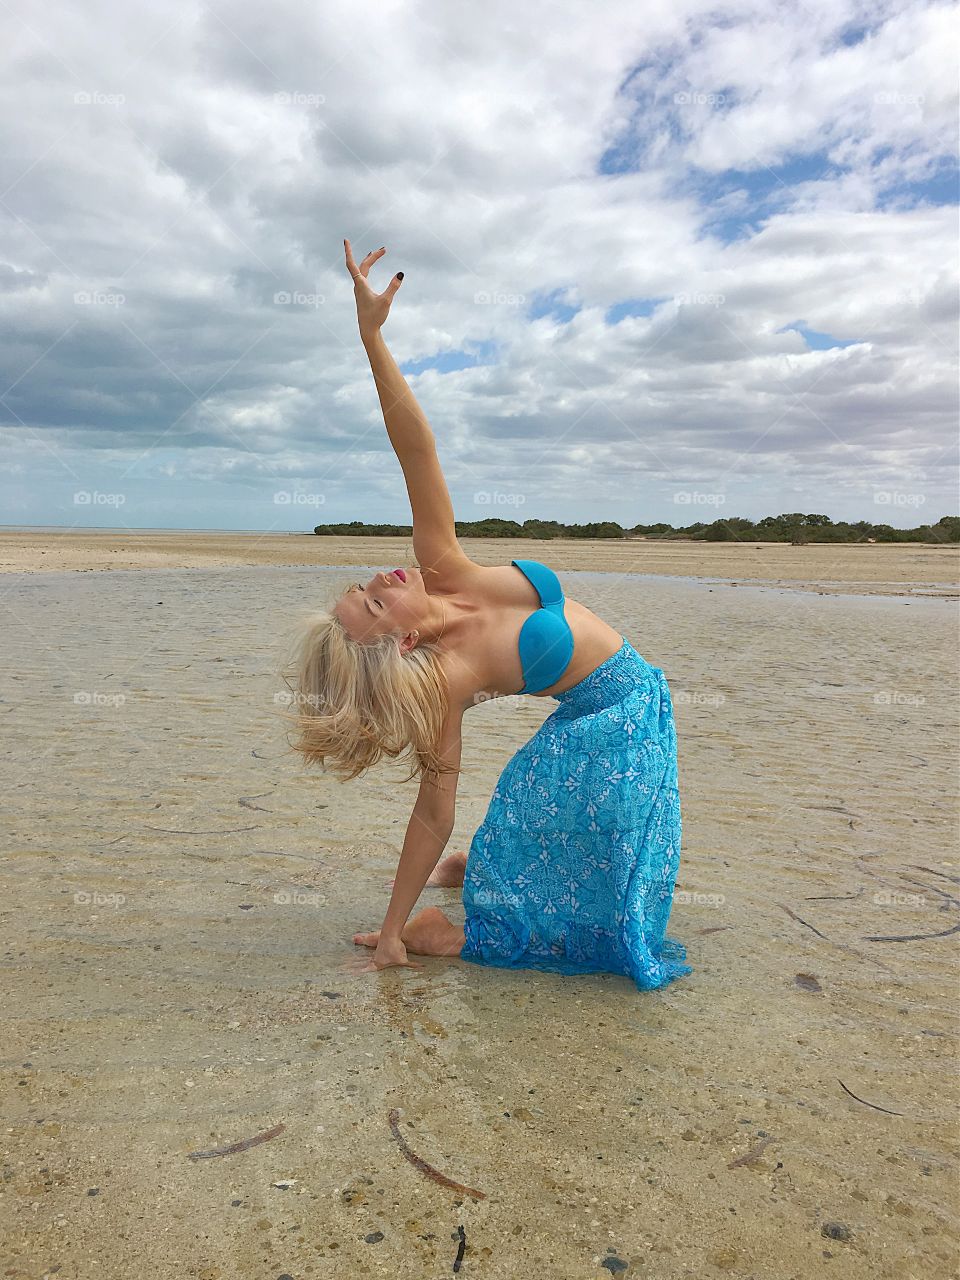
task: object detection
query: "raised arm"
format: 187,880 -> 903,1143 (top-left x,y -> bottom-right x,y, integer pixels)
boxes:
343,239 -> 474,585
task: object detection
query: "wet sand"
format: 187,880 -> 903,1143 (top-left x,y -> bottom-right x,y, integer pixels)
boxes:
2,561 -> 958,1278
0,528 -> 957,598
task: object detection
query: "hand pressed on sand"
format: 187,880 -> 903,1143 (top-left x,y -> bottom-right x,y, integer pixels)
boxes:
343,906 -> 466,974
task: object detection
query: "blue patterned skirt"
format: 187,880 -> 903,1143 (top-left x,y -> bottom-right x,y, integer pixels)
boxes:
460,637 -> 691,991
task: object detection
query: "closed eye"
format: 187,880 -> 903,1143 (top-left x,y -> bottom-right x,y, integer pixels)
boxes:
351,584 -> 383,609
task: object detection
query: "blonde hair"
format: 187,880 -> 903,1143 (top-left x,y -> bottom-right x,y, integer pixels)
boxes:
277,598 -> 457,784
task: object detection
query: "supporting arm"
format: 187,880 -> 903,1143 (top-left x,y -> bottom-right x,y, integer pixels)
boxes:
378,797 -> 456,941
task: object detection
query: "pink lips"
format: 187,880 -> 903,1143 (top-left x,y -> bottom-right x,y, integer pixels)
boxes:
392,568 -> 406,582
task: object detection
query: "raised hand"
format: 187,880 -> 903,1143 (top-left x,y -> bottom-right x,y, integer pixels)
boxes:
343,238 -> 404,342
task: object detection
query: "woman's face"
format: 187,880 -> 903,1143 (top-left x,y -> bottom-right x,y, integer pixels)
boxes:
333,566 -> 426,645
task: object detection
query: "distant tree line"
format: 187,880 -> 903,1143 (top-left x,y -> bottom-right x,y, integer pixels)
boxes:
313,514 -> 960,544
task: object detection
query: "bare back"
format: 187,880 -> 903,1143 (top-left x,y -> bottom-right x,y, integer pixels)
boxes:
432,561 -> 625,710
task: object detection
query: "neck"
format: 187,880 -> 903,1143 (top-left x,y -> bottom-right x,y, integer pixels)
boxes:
430,594 -> 447,644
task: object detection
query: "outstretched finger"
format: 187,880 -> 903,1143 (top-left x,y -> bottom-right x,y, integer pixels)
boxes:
343,237 -> 363,281
343,238 -> 382,279
348,240 -> 389,281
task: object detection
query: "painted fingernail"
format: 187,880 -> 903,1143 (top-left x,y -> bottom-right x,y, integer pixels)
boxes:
396,272 -> 404,280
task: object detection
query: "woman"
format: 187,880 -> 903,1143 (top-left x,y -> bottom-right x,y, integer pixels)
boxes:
282,238 -> 691,991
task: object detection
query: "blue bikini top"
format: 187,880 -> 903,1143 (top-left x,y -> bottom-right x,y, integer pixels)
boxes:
511,559 -> 575,694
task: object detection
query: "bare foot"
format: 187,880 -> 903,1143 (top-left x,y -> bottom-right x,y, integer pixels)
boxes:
385,850 -> 467,891
353,905 -> 465,957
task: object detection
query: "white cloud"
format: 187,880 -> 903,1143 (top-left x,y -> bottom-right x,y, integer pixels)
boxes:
0,0 -> 956,529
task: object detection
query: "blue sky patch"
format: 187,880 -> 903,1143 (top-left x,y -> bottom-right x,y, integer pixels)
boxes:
399,339 -> 499,376
779,322 -> 860,350
526,289 -> 581,323
877,158 -> 960,209
684,150 -> 845,243
605,297 -> 668,325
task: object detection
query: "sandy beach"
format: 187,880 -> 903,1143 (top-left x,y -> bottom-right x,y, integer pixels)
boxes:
2,541 -> 958,1278
0,528 -> 957,598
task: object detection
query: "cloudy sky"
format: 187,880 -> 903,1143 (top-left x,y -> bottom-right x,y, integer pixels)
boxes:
1,0 -> 957,531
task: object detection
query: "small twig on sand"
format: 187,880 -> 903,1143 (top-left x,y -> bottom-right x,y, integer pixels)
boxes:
838,1080 -> 903,1117
803,889 -> 863,902
144,825 -> 260,835
728,1136 -> 775,1168
863,921 -> 960,943
387,1109 -> 485,1200
188,1121 -> 285,1160
909,864 -> 960,885
776,903 -> 895,973
239,792 -> 275,812
803,804 -> 863,818
860,873 -> 960,941
453,1224 -> 467,1272
777,903 -> 828,939
898,874 -> 960,909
